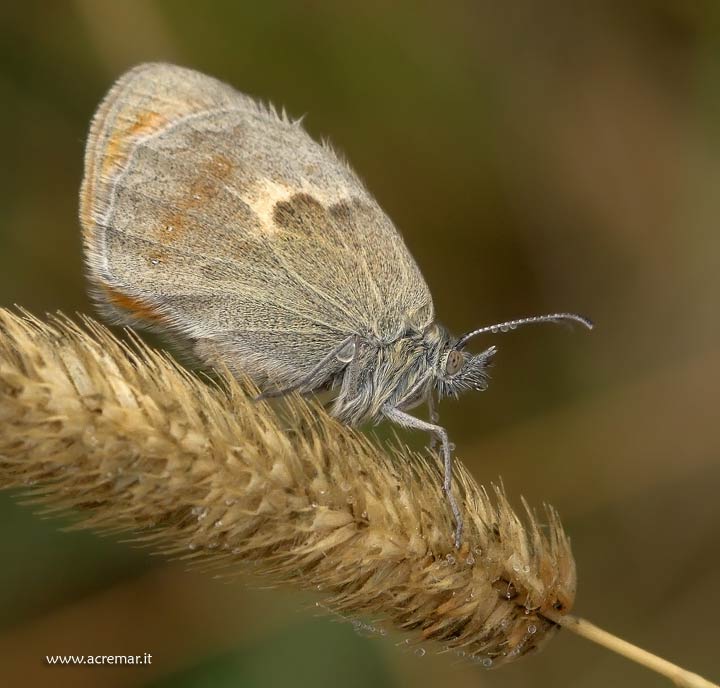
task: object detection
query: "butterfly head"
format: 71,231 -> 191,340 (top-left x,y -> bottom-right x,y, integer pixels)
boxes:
434,343 -> 496,399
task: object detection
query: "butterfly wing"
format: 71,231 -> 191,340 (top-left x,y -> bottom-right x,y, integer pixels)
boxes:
80,63 -> 434,389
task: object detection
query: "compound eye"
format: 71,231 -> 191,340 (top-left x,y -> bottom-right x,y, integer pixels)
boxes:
445,349 -> 464,376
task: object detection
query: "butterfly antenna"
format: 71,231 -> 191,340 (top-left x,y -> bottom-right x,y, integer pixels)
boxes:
455,312 -> 593,349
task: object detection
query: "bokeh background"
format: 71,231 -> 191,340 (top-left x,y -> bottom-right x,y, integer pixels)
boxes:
1,1 -> 718,686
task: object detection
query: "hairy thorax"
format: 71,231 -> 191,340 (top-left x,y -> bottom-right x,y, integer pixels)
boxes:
330,325 -> 449,426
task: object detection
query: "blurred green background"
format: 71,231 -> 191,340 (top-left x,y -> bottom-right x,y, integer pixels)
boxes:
1,1 -> 718,686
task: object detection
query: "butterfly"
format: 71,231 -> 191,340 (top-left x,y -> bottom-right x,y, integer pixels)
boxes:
80,63 -> 592,547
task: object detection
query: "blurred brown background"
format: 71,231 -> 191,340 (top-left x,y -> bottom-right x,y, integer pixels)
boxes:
0,1 -> 718,687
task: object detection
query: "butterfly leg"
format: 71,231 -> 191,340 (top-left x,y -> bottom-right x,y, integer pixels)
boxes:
255,336 -> 355,401
427,391 -> 439,452
383,406 -> 463,548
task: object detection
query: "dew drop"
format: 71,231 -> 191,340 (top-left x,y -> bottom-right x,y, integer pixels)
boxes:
187,543 -> 197,550
522,565 -> 530,574
482,657 -> 493,668
336,340 -> 356,363
165,224 -> 174,232
150,258 -> 160,266
490,326 -> 499,334
224,499 -> 236,506
214,519 -> 223,528
192,506 -> 208,521
414,648 -> 426,657
527,624 -> 537,634
446,554 -> 456,566
466,554 -> 475,565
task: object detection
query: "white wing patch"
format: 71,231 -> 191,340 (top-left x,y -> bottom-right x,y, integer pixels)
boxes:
241,177 -> 358,234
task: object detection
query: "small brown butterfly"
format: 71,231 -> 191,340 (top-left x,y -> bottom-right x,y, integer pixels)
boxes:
80,63 -> 592,547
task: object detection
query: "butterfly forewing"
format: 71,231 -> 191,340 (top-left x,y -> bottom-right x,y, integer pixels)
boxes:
80,63 -> 434,390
